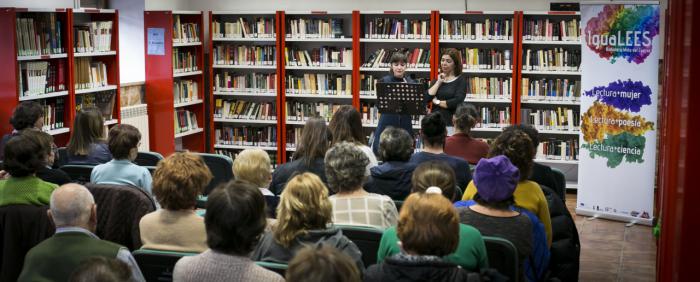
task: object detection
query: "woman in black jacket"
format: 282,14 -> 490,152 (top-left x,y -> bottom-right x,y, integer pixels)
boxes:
364,127 -> 416,201
425,48 -> 467,132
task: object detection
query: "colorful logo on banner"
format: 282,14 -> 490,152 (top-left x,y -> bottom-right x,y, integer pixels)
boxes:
585,5 -> 660,64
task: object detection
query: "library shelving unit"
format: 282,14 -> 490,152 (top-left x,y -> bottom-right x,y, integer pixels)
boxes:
279,11 -> 356,161
208,11 -> 281,165
518,11 -> 581,189
144,10 -> 206,156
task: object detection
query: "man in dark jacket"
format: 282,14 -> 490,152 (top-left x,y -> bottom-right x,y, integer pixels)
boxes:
365,127 -> 416,200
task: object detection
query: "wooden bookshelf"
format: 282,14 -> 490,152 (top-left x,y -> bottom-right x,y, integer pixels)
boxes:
144,10 -> 205,156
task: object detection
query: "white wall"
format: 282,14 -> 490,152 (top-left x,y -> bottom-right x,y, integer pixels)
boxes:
0,0 -> 74,8
145,0 -> 190,10
111,0 -> 145,84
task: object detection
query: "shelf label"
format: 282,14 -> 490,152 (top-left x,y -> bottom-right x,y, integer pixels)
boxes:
147,28 -> 165,56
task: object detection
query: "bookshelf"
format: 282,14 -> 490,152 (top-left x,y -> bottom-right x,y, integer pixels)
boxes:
144,10 -> 205,156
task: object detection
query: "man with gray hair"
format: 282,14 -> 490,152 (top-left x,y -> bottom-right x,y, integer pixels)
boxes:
17,184 -> 145,282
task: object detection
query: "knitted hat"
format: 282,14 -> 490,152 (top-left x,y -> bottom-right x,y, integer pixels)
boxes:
473,155 -> 520,202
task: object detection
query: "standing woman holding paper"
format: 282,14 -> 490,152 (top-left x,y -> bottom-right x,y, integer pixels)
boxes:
425,48 -> 467,134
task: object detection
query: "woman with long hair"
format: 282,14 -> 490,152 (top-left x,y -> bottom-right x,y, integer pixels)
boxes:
425,48 -> 467,133
328,105 -> 378,173
66,107 -> 111,164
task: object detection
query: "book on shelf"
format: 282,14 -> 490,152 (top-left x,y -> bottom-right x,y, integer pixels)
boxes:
214,100 -> 276,120
465,77 -> 511,99
523,18 -> 580,42
214,72 -> 276,93
439,18 -> 512,40
19,60 -> 66,96
286,18 -> 344,39
214,149 -> 277,169
215,125 -> 277,147
73,21 -> 113,53
213,45 -> 275,66
450,48 -> 511,70
40,97 -> 66,130
75,91 -> 115,120
523,48 -> 580,72
175,110 -> 199,134
212,17 -> 275,39
521,78 -> 580,101
284,47 -> 352,67
74,58 -> 109,90
360,74 -> 378,96
537,138 -> 579,161
16,13 -> 64,56
173,48 -> 198,73
173,15 -> 200,43
286,127 -> 303,149
521,107 -> 580,131
365,17 -> 430,39
477,106 -> 511,128
285,101 -> 343,122
174,79 -> 199,103
363,48 -> 430,68
285,73 -> 352,95
360,101 -> 380,125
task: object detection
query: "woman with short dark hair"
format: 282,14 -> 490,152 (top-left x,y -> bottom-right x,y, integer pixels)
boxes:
445,103 -> 490,164
21,130 -> 71,185
66,107 -> 112,165
286,245 -> 361,282
0,101 -> 46,160
365,127 -> 416,200
0,132 -> 57,206
90,124 -> 152,195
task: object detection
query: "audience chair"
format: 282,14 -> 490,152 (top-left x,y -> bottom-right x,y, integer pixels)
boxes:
336,224 -> 384,266
0,205 -> 55,281
255,261 -> 288,277
195,153 -> 233,195
0,160 -> 3,170
144,166 -> 157,175
196,195 -> 208,209
59,164 -> 95,183
54,147 -> 69,168
134,151 -> 164,167
550,167 -> 567,202
483,236 -> 520,282
133,249 -> 197,281
393,200 -> 404,212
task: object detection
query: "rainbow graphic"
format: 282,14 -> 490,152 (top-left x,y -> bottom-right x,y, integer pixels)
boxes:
585,5 -> 660,64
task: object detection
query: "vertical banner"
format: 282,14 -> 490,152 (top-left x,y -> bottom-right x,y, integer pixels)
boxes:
577,2 -> 660,225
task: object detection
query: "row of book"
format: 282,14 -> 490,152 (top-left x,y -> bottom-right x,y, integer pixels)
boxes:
285,101 -> 343,122
16,14 -> 64,56
359,74 -> 430,96
213,45 -> 276,66
212,18 -> 275,39
215,126 -> 277,147
74,21 -> 113,53
521,108 -> 580,131
174,80 -> 199,104
286,18 -> 344,39
175,110 -> 199,134
477,106 -> 511,128
438,18 -> 512,40
75,91 -> 115,120
285,74 -> 352,96
455,48 -> 512,70
536,138 -> 579,161
173,15 -> 200,43
285,47 -> 352,67
74,58 -> 109,90
465,77 -> 512,98
363,48 -> 430,68
523,19 -> 580,42
365,18 -> 430,39
213,72 -> 276,93
214,100 -> 277,120
521,78 -> 581,101
523,48 -> 580,72
19,61 -> 66,96
173,49 -> 198,73
41,97 -> 66,130
360,102 -> 380,125
214,149 -> 277,169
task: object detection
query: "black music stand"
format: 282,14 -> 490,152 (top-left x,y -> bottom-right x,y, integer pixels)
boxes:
376,82 -> 426,115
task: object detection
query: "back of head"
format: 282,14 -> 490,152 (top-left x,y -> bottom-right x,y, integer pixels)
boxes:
411,160 -> 456,200
3,132 -> 46,177
453,103 -> 479,133
20,129 -> 53,158
397,193 -> 459,256
233,149 -> 272,188
69,257 -> 131,282
205,179 -> 267,255
68,107 -> 105,156
328,105 -> 364,145
295,116 -> 330,165
324,142 -> 369,193
473,155 -> 519,210
107,124 -> 141,160
504,124 -> 540,152
286,245 -> 361,282
50,184 -> 95,228
421,112 -> 447,147
489,129 -> 534,181
276,173 -> 332,248
153,152 -> 213,210
10,101 -> 44,131
378,127 -> 413,162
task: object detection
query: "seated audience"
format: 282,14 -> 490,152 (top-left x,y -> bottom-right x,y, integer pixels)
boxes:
328,105 -> 378,174
66,107 -> 112,165
233,149 -> 278,217
325,142 -> 398,229
286,245 -> 361,282
173,180 -> 283,282
18,184 -> 144,281
0,101 -> 45,160
409,112 -> 472,189
139,152 -> 212,253
271,116 -> 330,195
365,193 -> 473,281
0,132 -> 58,207
507,124 -> 561,198
364,127 -> 416,201
457,155 -> 533,281
445,103 -> 489,164
22,130 -> 71,185
252,173 -> 364,270
91,124 -> 152,194
377,161 -> 488,271
462,129 -> 553,246
69,257 -> 132,282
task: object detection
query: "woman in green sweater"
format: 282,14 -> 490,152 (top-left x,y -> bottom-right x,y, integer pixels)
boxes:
0,131 -> 57,206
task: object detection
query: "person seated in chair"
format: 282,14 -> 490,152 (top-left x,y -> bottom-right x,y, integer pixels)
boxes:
0,132 -> 58,207
69,257 -> 132,282
286,245 -> 361,282
0,101 -> 47,160
21,130 -> 71,186
90,124 -> 152,195
233,149 -> 278,218
444,103 -> 489,165
66,107 -> 112,165
364,127 -> 416,201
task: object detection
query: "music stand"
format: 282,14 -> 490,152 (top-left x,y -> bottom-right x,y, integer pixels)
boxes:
376,82 -> 426,115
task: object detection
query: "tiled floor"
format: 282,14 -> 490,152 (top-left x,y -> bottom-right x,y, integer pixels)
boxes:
566,193 -> 656,282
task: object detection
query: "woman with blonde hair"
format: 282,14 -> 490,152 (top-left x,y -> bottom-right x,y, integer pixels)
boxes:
252,172 -> 364,270
233,149 -> 277,217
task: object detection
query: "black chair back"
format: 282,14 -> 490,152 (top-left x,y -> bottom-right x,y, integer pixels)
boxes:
195,153 -> 233,195
0,205 -> 55,282
59,164 -> 95,183
255,261 -> 288,277
134,151 -> 164,167
336,224 -> 384,267
144,166 -> 157,175
550,167 -> 567,201
54,147 -> 69,168
0,160 -> 3,170
133,249 -> 196,282
483,236 -> 520,282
